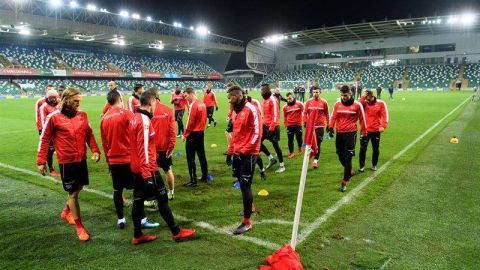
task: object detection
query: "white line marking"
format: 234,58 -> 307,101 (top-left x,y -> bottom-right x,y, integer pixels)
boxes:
296,96 -> 471,245
380,258 -> 392,270
0,162 -> 280,250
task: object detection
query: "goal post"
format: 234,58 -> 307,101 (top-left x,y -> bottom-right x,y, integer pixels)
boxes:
278,80 -> 310,92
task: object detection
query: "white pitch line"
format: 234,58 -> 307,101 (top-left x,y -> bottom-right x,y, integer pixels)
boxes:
0,129 -> 33,135
0,162 -> 280,250
296,96 -> 471,246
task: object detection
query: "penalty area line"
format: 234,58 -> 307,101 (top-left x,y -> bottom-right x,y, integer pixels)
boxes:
296,96 -> 471,246
0,162 -> 281,250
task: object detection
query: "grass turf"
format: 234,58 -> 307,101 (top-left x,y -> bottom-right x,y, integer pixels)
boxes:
0,90 -> 478,269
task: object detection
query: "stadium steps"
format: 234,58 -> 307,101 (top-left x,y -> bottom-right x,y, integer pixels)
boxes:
354,68 -> 364,82
50,50 -> 70,70
0,54 -> 12,67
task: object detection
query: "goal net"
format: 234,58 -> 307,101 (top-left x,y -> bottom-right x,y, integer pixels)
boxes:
278,81 -> 310,92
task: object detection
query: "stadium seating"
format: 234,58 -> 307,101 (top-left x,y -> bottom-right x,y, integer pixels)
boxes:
408,65 -> 459,88
258,69 -> 319,87
140,57 -> 217,75
464,64 -> 480,87
317,68 -> 356,89
59,50 -> 109,71
14,79 -> 66,94
0,80 -> 22,95
228,78 -> 254,88
98,53 -> 142,72
0,45 -> 57,69
360,67 -> 405,89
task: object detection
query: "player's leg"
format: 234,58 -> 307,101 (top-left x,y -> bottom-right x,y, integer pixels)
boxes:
131,174 -> 156,245
109,165 -> 125,228
312,127 -> 323,168
184,134 -> 197,187
271,126 -> 285,173
370,132 -> 381,170
233,155 -> 257,235
295,126 -> 303,154
256,156 -> 266,180
152,171 -> 196,240
196,131 -> 209,181
359,134 -> 370,172
287,127 -> 295,158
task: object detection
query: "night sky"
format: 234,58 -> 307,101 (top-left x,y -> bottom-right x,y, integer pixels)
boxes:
98,0 -> 480,69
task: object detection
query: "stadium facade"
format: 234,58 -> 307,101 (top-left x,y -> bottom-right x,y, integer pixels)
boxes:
247,15 -> 480,90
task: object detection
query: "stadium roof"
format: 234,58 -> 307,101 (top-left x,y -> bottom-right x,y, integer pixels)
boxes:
250,14 -> 480,49
0,0 -> 244,54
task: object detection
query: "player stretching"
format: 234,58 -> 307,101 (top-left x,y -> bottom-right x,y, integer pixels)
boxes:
152,91 -> 177,200
183,87 -> 209,187
100,91 -> 159,229
304,86 -> 330,169
37,88 -> 101,241
328,85 -> 367,192
128,83 -> 144,112
226,86 -> 262,235
283,92 -> 304,159
129,89 -> 196,245
260,84 -> 285,173
358,90 -> 389,172
203,82 -> 219,127
170,84 -> 187,137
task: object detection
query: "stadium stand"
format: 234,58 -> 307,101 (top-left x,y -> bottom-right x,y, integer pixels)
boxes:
229,78 -> 254,88
98,53 -> 142,72
408,64 -> 460,88
14,79 -> 65,94
0,80 -> 22,95
0,45 -> 57,69
59,50 -> 109,71
360,66 -> 405,89
464,63 -> 480,87
317,68 -> 356,89
140,57 -> 218,75
258,69 -> 319,87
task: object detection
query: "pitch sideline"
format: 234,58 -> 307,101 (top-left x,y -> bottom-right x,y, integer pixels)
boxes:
296,96 -> 471,245
0,162 -> 281,250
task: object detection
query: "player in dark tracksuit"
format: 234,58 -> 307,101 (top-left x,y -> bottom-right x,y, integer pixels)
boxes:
328,85 -> 367,192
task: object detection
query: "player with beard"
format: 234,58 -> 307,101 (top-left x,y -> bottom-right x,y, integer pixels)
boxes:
128,84 -> 144,112
170,84 -> 187,137
283,92 -> 304,159
102,81 -> 124,116
328,85 -> 367,192
260,84 -> 285,173
37,88 -> 101,241
358,90 -> 389,172
39,89 -> 61,176
226,86 -> 262,235
304,86 -> 330,169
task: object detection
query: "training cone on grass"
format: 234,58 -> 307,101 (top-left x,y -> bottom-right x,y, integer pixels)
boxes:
258,189 -> 269,196
175,151 -> 182,157
450,136 -> 459,144
211,143 -> 218,148
260,244 -> 303,270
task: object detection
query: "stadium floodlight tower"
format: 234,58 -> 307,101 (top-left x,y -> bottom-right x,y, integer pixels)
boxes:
49,0 -> 62,8
196,25 -> 209,36
69,1 -> 77,8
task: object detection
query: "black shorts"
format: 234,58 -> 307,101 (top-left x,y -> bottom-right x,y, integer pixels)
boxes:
232,154 -> 258,184
157,151 -> 173,172
175,109 -> 185,122
226,119 -> 233,133
133,171 -> 167,201
109,164 -> 134,190
262,125 -> 281,142
206,106 -> 214,117
59,160 -> 89,192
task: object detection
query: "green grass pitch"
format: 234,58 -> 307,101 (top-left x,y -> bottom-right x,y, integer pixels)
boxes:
0,90 -> 479,269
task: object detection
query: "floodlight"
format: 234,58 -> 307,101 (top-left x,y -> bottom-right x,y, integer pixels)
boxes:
119,10 -> 129,18
86,3 -> 97,11
190,26 -> 194,30
100,8 -> 108,13
447,16 -> 458,24
146,16 -> 152,21
460,13 -> 476,25
19,29 -> 31,35
196,25 -> 208,36
113,40 -> 126,46
436,19 -> 442,24
69,1 -> 78,8
50,0 -> 62,8
132,13 -> 140,20
265,34 -> 285,44
173,22 -> 182,28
